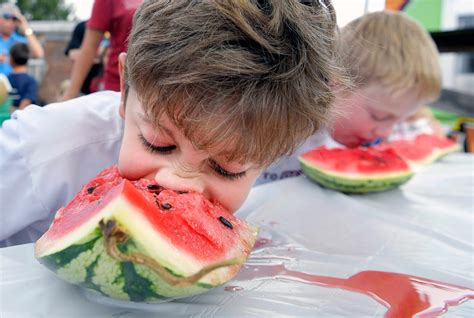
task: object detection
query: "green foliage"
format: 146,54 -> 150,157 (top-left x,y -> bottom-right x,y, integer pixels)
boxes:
0,0 -> 74,21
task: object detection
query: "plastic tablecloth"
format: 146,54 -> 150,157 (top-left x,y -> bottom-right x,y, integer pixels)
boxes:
1,153 -> 473,317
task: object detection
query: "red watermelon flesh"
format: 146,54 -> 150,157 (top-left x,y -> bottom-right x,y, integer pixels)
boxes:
35,166 -> 258,301
385,134 -> 460,166
301,146 -> 411,175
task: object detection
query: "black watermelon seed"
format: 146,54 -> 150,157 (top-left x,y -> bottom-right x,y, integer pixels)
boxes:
147,184 -> 163,192
177,191 -> 188,194
87,187 -> 95,194
161,203 -> 172,210
219,216 -> 233,229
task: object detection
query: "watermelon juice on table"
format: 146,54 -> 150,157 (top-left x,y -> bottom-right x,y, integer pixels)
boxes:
35,166 -> 258,302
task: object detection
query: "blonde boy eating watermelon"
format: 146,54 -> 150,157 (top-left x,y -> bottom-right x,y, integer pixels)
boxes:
256,10 -> 442,185
0,0 -> 342,246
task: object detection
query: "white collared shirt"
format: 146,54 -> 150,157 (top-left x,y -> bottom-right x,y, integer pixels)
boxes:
0,91 -> 124,247
254,130 -> 342,186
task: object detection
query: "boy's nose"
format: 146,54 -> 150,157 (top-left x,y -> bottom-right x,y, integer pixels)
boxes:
153,167 -> 205,194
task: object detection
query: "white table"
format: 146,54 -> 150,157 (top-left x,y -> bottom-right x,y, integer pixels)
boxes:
1,153 -> 473,317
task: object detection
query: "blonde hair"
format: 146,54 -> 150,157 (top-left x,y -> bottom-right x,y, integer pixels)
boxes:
126,0 -> 343,167
337,11 -> 441,101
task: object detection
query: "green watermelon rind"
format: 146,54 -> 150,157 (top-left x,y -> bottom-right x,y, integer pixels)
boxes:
299,158 -> 414,193
38,227 -> 213,302
36,195 -> 250,285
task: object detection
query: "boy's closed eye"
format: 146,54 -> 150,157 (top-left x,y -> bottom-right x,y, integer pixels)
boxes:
208,159 -> 246,180
138,133 -> 247,181
369,109 -> 396,122
138,133 -> 176,154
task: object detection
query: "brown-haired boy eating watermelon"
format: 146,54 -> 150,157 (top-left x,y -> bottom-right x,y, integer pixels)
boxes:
256,10 -> 442,185
0,0 -> 343,246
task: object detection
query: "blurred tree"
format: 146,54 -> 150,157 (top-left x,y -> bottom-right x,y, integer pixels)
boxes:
0,0 -> 74,20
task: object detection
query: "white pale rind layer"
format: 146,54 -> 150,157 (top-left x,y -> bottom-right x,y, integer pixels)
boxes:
36,199 -> 119,257
113,199 -> 210,276
408,144 -> 461,167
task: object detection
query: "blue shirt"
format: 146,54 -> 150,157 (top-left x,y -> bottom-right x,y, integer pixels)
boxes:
0,32 -> 27,75
7,72 -> 37,107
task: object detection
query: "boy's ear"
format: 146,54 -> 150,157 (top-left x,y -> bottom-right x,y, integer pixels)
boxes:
118,52 -> 127,119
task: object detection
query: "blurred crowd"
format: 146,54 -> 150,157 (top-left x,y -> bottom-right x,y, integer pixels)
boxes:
0,3 -> 43,115
0,0 -> 139,115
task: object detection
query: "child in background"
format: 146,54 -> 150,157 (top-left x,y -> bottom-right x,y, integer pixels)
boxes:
256,10 -> 442,185
331,11 -> 442,147
0,3 -> 44,75
0,0 -> 342,246
7,42 -> 37,110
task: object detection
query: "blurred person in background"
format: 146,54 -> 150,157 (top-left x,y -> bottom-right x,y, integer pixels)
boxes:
0,3 -> 43,75
328,11 -> 442,148
7,42 -> 37,111
256,10 -> 442,185
88,38 -> 109,93
60,0 -> 142,100
64,21 -> 104,95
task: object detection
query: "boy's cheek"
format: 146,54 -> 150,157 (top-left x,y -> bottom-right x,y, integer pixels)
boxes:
216,171 -> 261,213
220,186 -> 251,213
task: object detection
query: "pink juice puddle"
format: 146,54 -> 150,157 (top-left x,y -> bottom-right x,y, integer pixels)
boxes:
253,238 -> 272,249
224,285 -> 244,292
238,264 -> 474,318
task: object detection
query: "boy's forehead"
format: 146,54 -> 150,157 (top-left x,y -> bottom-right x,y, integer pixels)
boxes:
361,84 -> 426,116
136,108 -> 175,138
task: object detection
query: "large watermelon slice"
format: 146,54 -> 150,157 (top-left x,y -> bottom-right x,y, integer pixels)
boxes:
384,133 -> 461,167
299,146 -> 413,193
35,166 -> 258,302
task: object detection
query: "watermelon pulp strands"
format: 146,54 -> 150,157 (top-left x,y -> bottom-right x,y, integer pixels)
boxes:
99,219 -> 243,287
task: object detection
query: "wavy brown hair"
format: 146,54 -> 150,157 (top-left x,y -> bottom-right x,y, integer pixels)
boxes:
126,0 -> 342,167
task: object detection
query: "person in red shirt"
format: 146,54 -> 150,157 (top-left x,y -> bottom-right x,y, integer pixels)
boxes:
60,0 -> 142,100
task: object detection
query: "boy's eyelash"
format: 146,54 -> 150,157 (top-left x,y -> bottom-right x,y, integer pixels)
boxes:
209,160 -> 246,181
138,133 -> 176,154
370,112 -> 393,121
